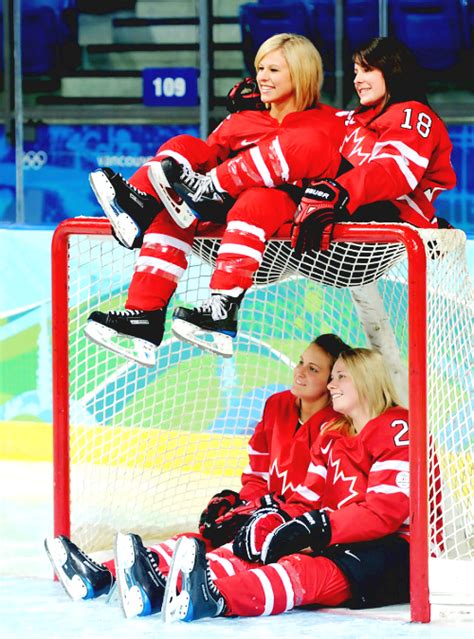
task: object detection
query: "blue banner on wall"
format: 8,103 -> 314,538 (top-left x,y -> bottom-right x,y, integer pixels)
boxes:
0,123 -> 199,226
0,123 -> 472,235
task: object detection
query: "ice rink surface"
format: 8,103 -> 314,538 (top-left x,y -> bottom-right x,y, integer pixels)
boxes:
1,461 -> 472,639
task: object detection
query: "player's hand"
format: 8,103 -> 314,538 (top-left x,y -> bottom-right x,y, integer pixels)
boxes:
261,509 -> 331,564
290,179 -> 349,255
201,492 -> 286,547
199,489 -> 245,536
226,77 -> 265,113
232,506 -> 290,562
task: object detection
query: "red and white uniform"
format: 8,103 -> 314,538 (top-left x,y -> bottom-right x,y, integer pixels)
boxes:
179,407 -> 411,617
240,390 -> 339,503
284,406 -> 410,543
337,101 -> 456,227
125,106 -> 344,310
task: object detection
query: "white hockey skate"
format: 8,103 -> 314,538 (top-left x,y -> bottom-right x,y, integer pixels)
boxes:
148,161 -> 197,229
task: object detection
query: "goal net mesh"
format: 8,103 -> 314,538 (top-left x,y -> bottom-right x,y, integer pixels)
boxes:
58,222 -> 472,599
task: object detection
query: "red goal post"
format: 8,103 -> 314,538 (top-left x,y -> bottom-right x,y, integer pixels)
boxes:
51,217 -> 473,623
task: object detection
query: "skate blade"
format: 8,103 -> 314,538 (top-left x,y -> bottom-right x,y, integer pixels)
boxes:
114,533 -> 145,618
84,321 -> 157,368
44,538 -> 88,601
89,171 -> 139,249
161,537 -> 196,623
148,163 -> 196,229
171,318 -> 234,358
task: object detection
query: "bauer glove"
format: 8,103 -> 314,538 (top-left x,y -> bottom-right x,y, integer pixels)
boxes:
232,506 -> 290,562
291,179 -> 349,255
261,509 -> 331,564
226,77 -> 266,113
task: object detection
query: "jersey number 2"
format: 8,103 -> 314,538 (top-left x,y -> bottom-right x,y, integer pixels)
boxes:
391,419 -> 409,447
400,108 -> 432,138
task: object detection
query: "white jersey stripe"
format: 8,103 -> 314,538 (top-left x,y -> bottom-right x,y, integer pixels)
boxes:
371,460 -> 409,472
250,146 -> 275,188
294,484 -> 321,501
242,466 -> 269,480
247,445 -> 269,456
135,256 -> 185,279
367,484 -> 410,497
372,139 -> 429,168
252,568 -> 275,616
270,136 -> 290,181
143,233 -> 192,253
217,243 -> 263,264
369,151 -> 418,190
307,462 -> 328,479
270,563 -> 294,611
226,219 -> 267,242
207,553 -> 236,577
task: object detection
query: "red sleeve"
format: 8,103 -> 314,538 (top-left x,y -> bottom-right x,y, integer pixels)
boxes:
239,404 -> 272,502
328,412 -> 410,544
338,102 -> 456,213
205,113 -> 242,163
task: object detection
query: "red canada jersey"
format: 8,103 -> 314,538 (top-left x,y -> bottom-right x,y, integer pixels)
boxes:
336,101 -> 456,227
285,407 -> 411,545
207,104 -> 345,166
239,390 -> 339,504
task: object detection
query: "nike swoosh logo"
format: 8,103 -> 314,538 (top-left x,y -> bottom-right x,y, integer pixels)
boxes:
241,139 -> 260,146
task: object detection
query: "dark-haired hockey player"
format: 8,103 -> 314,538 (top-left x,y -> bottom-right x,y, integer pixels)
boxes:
45,334 -> 350,618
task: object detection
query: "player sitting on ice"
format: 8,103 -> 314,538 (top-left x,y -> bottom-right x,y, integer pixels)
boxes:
160,348 -> 414,622
44,334 -> 351,618
85,33 -> 345,365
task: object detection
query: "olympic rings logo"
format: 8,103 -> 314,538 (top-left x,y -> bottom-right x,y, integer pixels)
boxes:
23,150 -> 48,170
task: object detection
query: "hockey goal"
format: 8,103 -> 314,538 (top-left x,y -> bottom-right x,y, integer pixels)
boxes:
51,217 -> 473,622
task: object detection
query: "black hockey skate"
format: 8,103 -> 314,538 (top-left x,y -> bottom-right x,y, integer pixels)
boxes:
84,308 -> 166,367
44,535 -> 114,601
89,167 -> 161,249
162,537 -> 225,623
172,294 -> 241,358
149,158 -> 231,228
114,532 -> 167,618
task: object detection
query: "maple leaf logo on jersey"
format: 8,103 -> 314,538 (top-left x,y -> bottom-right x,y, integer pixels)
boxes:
342,126 -> 371,165
327,451 -> 359,508
269,459 -> 299,496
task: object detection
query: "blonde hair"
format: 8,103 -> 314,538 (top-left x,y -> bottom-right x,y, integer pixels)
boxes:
254,33 -> 323,111
325,348 -> 402,436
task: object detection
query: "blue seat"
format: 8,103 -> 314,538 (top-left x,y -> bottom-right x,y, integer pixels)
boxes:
0,1 -> 78,75
389,0 -> 465,70
239,1 -> 315,72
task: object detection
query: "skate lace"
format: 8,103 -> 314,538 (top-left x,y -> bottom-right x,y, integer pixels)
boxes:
146,549 -> 165,582
119,173 -> 147,197
180,166 -> 214,203
205,562 -> 221,599
200,295 -> 229,321
110,309 -> 143,318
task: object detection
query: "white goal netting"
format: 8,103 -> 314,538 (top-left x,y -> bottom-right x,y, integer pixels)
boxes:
53,220 -> 473,608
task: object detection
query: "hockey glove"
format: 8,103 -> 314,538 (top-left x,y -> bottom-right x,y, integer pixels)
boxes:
201,492 -> 286,548
291,179 -> 349,255
232,506 -> 291,562
199,489 -> 245,533
226,77 -> 266,113
261,509 -> 331,564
